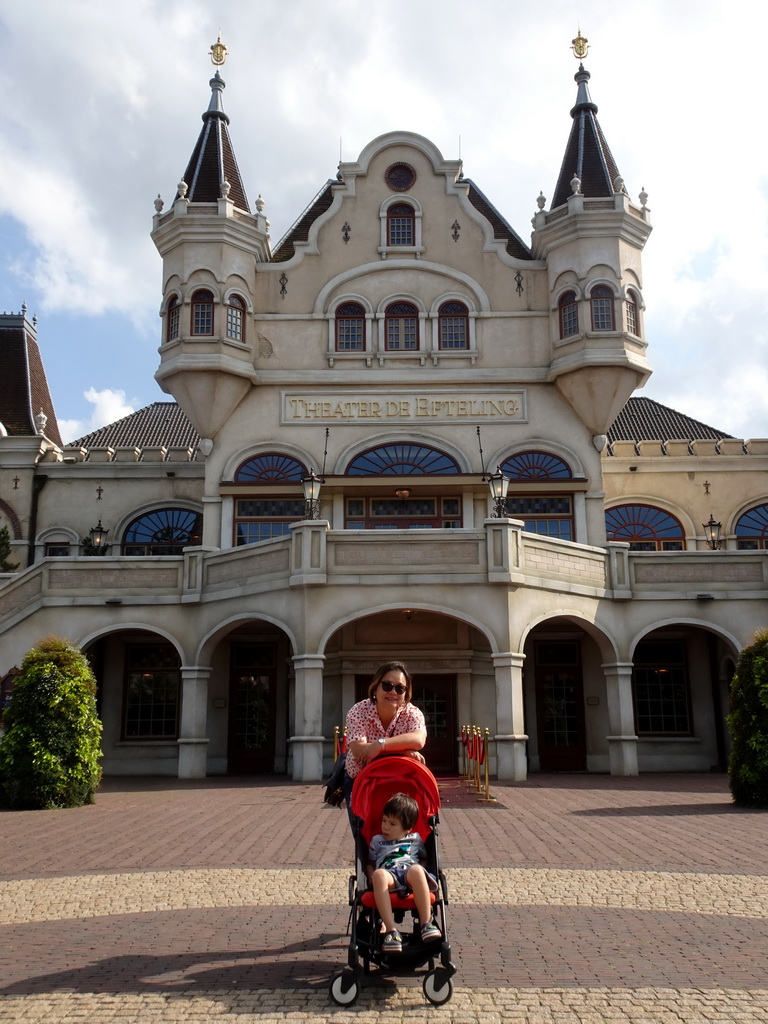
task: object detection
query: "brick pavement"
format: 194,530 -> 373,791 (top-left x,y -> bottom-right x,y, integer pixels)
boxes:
1,773 -> 767,1022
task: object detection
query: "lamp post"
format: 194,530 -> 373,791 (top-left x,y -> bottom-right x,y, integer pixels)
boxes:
302,469 -> 323,520
488,467 -> 510,518
89,519 -> 110,552
703,514 -> 722,550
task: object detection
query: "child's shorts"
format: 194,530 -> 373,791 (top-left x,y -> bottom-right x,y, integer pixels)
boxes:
388,863 -> 438,895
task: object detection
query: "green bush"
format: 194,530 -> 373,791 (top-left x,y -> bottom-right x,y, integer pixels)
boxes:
728,629 -> 768,809
0,636 -> 102,809
0,525 -> 19,572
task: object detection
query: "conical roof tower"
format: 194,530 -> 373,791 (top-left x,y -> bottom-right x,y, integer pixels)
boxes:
177,68 -> 250,211
550,61 -> 624,209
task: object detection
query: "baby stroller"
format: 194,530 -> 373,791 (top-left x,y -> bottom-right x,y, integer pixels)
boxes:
329,756 -> 457,1006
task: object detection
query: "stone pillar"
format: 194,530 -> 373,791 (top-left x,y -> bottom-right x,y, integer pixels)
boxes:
289,653 -> 325,781
202,495 -> 223,549
603,662 -> 639,776
493,651 -> 528,780
177,666 -> 211,779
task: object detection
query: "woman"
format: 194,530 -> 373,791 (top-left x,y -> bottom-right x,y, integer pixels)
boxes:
342,661 -> 427,821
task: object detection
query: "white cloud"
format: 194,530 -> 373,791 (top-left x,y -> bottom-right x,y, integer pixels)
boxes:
1,0 -> 767,438
59,388 -> 139,445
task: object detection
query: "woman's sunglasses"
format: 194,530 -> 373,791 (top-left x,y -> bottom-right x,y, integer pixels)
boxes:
380,680 -> 407,695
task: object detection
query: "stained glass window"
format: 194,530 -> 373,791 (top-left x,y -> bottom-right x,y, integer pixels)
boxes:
605,504 -> 684,551
122,509 -> 203,555
347,444 -> 460,476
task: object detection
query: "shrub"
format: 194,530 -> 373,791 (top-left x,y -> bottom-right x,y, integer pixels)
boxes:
728,629 -> 768,809
0,525 -> 18,572
0,636 -> 102,809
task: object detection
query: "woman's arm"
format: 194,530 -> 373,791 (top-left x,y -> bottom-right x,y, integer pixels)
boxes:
350,727 -> 427,765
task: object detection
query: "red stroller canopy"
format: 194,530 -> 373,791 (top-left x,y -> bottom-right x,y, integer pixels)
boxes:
350,756 -> 441,845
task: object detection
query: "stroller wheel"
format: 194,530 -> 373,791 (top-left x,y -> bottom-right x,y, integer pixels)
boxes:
329,970 -> 360,1006
423,967 -> 453,1006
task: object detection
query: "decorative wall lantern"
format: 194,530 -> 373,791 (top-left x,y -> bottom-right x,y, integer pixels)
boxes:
302,469 -> 323,520
488,467 -> 510,518
703,514 -> 722,550
88,520 -> 110,552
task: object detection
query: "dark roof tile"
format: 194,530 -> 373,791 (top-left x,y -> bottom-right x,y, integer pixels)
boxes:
607,397 -> 733,443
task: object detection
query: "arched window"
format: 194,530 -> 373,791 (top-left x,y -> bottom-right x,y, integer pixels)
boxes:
626,289 -> 640,336
233,454 -> 309,545
605,504 -> 684,551
166,295 -> 181,343
387,203 -> 415,246
191,289 -> 214,336
335,302 -> 366,351
498,452 -> 576,539
226,294 -> 246,342
735,502 -> 768,549
438,301 -> 469,350
122,508 -> 203,555
347,443 -> 460,475
559,291 -> 579,338
385,301 -> 419,350
590,285 -> 615,331
500,451 -> 573,480
235,453 -> 308,483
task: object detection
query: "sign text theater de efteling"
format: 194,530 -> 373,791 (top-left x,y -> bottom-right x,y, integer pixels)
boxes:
282,390 -> 527,425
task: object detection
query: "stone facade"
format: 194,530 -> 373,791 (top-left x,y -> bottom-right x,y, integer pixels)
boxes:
1,59 -> 766,782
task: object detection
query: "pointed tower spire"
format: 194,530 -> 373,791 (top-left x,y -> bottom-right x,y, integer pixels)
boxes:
550,56 -> 624,210
177,43 -> 250,211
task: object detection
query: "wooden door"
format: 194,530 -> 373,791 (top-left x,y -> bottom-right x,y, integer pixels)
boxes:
535,641 -> 586,771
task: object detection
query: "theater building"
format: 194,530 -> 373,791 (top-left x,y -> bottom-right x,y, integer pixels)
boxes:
1,51 -> 766,781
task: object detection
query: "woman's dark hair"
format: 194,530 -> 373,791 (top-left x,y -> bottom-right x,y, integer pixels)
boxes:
367,661 -> 413,704
382,792 -> 419,831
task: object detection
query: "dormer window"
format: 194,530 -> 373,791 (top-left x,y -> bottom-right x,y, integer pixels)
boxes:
559,291 -> 579,338
385,301 -> 419,350
387,203 -> 415,246
166,295 -> 181,342
336,302 -> 366,351
191,290 -> 214,336
226,294 -> 246,342
590,285 -> 615,331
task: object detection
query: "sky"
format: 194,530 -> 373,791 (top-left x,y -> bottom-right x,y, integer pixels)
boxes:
1,0 -> 767,444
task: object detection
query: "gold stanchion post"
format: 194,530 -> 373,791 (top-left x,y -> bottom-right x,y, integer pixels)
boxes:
480,727 -> 497,802
333,724 -> 340,761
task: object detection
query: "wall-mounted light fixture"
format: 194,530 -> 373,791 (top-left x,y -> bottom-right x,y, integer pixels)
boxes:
301,469 -> 324,520
702,514 -> 722,550
395,489 -> 410,499
89,519 -> 110,550
488,467 -> 510,518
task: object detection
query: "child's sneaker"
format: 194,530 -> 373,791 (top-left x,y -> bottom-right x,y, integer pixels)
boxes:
420,921 -> 441,943
383,929 -> 402,952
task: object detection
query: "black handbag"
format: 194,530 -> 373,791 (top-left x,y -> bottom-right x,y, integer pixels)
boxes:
323,752 -> 347,807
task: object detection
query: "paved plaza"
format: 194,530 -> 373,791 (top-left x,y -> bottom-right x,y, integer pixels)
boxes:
1,772 -> 767,1022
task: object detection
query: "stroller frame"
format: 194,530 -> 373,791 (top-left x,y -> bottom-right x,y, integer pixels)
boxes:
329,757 -> 457,1006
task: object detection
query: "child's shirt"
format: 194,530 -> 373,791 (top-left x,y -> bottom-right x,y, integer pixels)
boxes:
368,831 -> 426,874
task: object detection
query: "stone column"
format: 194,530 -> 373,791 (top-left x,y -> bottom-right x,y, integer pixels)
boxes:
493,651 -> 528,780
289,653 -> 325,781
177,666 -> 211,779
603,662 -> 639,776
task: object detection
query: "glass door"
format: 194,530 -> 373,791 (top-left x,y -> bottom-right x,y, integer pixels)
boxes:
534,641 -> 586,771
229,643 -> 277,773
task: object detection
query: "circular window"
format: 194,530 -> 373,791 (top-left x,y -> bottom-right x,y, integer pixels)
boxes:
385,162 -> 416,192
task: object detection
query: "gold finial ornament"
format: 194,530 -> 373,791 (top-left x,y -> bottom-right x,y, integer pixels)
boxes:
571,29 -> 589,60
210,33 -> 228,66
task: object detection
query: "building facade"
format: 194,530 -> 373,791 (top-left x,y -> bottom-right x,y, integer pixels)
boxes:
1,57 -> 766,782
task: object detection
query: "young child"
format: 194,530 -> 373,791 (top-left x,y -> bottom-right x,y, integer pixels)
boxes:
367,792 -> 442,952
